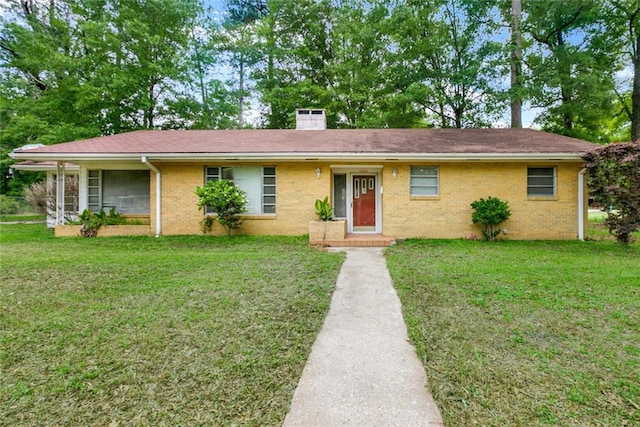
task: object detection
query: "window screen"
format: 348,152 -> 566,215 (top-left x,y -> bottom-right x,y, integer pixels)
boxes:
205,166 -> 276,214
410,166 -> 439,196
527,167 -> 555,196
102,170 -> 150,213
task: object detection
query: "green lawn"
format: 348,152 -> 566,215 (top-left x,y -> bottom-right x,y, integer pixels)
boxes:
0,214 -> 46,222
386,239 -> 639,426
0,224 -> 345,426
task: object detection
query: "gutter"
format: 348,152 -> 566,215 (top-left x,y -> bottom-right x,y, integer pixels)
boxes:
141,156 -> 161,237
11,152 -> 587,162
578,168 -> 586,241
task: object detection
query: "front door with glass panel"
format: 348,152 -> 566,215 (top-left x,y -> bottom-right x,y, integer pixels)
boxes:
352,175 -> 376,232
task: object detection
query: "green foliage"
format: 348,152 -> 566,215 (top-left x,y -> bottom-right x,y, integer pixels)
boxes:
583,142 -> 640,244
195,180 -> 247,236
471,196 -> 511,241
0,195 -> 31,215
76,208 -> 126,237
314,196 -> 333,221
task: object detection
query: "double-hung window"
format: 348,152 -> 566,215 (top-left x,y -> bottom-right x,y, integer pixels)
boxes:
410,166 -> 439,196
205,166 -> 276,214
527,167 -> 556,197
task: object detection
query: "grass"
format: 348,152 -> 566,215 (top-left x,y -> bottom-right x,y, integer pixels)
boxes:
0,224 -> 345,426
0,214 -> 45,222
587,209 -> 640,241
386,239 -> 639,426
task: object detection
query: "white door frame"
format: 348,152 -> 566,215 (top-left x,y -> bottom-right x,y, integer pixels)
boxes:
330,165 -> 383,234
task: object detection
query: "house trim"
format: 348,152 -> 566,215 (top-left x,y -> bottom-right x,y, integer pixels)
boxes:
330,165 -> 383,234
13,152 -> 586,163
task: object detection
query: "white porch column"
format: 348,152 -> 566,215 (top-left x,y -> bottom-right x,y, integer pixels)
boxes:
56,162 -> 66,225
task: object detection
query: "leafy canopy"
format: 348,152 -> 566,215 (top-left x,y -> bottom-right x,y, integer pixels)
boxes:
583,142 -> 640,244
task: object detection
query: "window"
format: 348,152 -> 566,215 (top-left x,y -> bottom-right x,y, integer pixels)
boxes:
205,166 -> 276,214
410,166 -> 439,196
87,170 -> 150,213
527,167 -> 556,196
333,174 -> 347,218
87,170 -> 101,211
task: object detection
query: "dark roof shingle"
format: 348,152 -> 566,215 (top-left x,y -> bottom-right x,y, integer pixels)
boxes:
12,128 -> 598,160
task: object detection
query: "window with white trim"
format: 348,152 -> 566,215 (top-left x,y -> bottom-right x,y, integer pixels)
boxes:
527,167 -> 556,196
205,166 -> 276,214
87,170 -> 150,213
410,166 -> 439,196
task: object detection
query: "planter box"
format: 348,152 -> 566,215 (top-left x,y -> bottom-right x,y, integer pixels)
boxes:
309,220 -> 347,242
55,224 -> 152,237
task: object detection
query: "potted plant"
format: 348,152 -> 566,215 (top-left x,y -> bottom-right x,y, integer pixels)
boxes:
309,196 -> 347,243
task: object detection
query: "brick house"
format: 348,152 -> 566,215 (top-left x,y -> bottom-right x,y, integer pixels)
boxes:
12,110 -> 598,243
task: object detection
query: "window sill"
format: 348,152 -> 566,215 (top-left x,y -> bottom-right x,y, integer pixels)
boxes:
410,196 -> 440,201
528,196 -> 557,201
205,213 -> 276,220
241,214 -> 276,220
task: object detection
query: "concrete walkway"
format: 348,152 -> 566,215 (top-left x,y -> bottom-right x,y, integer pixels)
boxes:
283,247 -> 444,427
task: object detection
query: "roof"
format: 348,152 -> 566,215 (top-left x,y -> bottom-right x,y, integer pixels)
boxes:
11,128 -> 599,162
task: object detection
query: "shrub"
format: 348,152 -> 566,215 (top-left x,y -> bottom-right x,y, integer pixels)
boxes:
195,180 -> 247,237
471,196 -> 511,241
583,142 -> 640,244
23,176 -> 79,220
0,195 -> 30,215
76,208 -> 126,237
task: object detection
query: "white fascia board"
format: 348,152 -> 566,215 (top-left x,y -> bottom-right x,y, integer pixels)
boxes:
12,163 -> 80,173
138,152 -> 585,162
11,153 -> 143,162
12,151 -> 585,162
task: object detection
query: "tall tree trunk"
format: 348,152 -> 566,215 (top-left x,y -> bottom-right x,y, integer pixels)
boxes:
556,31 -> 573,131
238,52 -> 245,127
510,0 -> 522,128
632,30 -> 640,142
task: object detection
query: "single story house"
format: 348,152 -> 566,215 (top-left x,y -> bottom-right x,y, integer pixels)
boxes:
12,110 -> 599,243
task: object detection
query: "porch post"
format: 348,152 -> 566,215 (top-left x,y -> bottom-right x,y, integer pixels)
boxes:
56,162 -> 66,225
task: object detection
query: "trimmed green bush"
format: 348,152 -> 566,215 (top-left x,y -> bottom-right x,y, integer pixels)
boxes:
195,179 -> 247,237
471,196 -> 511,241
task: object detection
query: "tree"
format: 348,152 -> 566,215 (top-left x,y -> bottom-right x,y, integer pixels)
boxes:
524,0 -> 618,142
0,0 -> 205,195
388,0 -> 503,128
601,0 -> 640,142
509,0 -> 523,128
195,179 -> 247,236
582,142 -> 640,244
220,0 -> 268,127
0,0 -> 201,139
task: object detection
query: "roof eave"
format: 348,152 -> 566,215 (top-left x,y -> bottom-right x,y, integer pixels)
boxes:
12,163 -> 80,172
11,151 -> 586,162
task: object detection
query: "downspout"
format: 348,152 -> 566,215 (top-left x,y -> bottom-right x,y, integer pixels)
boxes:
578,168 -> 586,241
142,156 -> 161,237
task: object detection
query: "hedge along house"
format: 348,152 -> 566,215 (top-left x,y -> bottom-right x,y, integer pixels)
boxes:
11,110 -> 599,243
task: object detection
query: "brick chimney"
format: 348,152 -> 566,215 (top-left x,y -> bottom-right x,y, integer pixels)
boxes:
295,109 -> 326,130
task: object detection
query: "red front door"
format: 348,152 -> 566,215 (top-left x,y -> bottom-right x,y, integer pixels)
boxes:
353,175 -> 376,228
